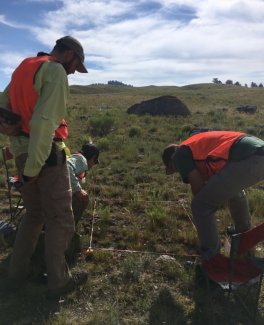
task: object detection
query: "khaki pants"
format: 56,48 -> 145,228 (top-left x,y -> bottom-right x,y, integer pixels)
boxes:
8,150 -> 74,290
191,154 -> 264,260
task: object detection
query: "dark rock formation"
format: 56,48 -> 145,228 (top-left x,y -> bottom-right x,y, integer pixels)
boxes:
127,95 -> 191,116
236,105 -> 257,114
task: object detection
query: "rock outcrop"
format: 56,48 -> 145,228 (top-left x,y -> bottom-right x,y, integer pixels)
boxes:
127,95 -> 190,116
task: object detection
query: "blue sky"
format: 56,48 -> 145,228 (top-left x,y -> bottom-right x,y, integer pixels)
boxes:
1,0 -> 264,90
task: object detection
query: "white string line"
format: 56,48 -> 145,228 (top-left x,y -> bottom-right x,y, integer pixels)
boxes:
84,245 -> 199,258
93,198 -> 190,203
88,198 -> 97,250
86,191 -> 197,257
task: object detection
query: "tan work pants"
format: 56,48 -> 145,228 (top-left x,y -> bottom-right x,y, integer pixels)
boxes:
9,150 -> 74,290
191,153 -> 264,260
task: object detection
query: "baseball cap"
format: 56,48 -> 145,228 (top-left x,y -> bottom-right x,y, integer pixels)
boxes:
56,35 -> 88,73
81,143 -> 100,164
162,145 -> 177,166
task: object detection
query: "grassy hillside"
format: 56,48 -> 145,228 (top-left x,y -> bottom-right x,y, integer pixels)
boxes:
70,82 -> 264,112
1,83 -> 264,324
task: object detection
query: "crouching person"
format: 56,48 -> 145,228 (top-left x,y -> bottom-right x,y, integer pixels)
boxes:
66,143 -> 99,260
67,143 -> 100,224
162,130 -> 264,262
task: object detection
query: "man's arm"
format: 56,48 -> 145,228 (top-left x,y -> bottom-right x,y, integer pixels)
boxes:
187,169 -> 205,195
67,161 -> 83,193
68,160 -> 89,205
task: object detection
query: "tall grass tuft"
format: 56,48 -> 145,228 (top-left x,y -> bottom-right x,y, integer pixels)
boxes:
145,205 -> 167,229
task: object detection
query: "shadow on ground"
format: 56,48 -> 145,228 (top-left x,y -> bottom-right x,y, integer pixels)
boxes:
148,288 -> 188,325
0,252 -> 62,324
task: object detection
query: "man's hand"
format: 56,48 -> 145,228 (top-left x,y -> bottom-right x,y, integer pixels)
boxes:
187,169 -> 205,195
75,189 -> 89,206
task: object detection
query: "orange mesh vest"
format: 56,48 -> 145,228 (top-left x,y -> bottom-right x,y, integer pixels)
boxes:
180,131 -> 246,180
9,55 -> 68,139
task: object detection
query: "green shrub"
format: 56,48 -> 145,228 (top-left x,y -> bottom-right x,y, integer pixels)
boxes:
97,137 -> 110,151
90,116 -> 115,136
128,126 -> 142,138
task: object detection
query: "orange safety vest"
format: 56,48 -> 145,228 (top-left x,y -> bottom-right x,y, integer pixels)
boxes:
9,55 -> 68,139
180,131 -> 246,180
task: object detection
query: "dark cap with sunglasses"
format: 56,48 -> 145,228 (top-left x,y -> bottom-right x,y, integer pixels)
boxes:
56,35 -> 88,73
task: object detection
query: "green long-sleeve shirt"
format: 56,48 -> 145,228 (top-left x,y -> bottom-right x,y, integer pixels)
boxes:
0,59 -> 69,177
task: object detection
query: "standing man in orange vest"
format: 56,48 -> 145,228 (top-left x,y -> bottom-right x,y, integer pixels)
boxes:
0,36 -> 88,298
162,131 -> 264,261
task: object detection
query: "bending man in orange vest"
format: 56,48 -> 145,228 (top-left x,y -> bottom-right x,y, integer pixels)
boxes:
0,36 -> 88,299
162,130 -> 264,260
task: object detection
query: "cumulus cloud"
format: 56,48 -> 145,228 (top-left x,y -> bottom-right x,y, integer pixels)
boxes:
1,0 -> 264,88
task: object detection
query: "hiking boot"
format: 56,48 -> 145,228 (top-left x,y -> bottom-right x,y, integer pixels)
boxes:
46,271 -> 88,300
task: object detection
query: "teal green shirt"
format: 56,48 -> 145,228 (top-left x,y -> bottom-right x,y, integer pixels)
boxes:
0,59 -> 69,177
67,154 -> 88,193
174,135 -> 264,183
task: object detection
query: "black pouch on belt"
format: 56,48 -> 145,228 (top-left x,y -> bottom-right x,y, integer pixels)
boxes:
45,142 -> 66,166
45,142 -> 57,166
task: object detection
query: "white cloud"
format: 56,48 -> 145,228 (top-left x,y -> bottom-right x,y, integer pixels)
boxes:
1,0 -> 264,89
197,0 -> 264,23
0,14 -> 28,29
0,53 -> 26,77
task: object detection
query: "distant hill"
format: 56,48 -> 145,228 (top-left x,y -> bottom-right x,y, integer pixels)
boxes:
70,84 -> 134,94
69,83 -> 264,113
70,84 -> 179,95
